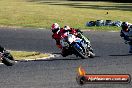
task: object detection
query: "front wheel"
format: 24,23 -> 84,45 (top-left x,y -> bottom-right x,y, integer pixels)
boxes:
2,57 -> 15,66
1,52 -> 15,66
88,51 -> 95,58
72,43 -> 87,59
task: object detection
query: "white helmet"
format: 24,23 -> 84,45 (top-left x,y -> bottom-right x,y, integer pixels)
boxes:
51,23 -> 60,33
121,22 -> 129,31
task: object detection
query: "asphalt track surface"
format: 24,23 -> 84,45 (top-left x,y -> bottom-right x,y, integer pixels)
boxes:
0,28 -> 132,88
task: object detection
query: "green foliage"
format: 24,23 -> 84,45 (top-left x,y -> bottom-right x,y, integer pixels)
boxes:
0,0 -> 131,31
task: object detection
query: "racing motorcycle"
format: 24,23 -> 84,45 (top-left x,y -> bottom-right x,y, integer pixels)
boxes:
60,31 -> 95,59
0,50 -> 15,66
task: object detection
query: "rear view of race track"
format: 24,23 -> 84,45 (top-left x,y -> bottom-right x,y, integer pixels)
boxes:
0,28 -> 132,88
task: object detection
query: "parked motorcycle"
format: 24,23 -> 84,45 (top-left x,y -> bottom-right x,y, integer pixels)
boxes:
0,50 -> 15,66
60,31 -> 95,59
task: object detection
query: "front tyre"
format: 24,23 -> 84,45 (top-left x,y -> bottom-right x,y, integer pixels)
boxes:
72,43 -> 87,59
2,52 -> 15,66
88,51 -> 95,58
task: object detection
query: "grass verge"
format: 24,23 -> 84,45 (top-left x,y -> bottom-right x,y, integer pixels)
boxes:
0,0 -> 132,31
10,50 -> 50,60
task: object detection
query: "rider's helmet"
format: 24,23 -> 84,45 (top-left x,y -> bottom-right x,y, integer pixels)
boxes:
121,22 -> 129,31
51,23 -> 60,33
64,25 -> 71,31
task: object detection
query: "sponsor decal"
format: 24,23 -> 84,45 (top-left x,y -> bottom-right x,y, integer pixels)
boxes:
76,66 -> 131,85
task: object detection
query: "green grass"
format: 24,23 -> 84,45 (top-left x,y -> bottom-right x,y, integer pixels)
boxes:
0,0 -> 132,31
10,50 -> 50,60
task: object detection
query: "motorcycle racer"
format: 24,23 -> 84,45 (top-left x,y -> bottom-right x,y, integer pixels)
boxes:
51,23 -> 62,49
51,23 -> 83,57
120,22 -> 132,53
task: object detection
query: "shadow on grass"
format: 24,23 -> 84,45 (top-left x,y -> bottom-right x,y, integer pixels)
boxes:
26,0 -> 132,11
